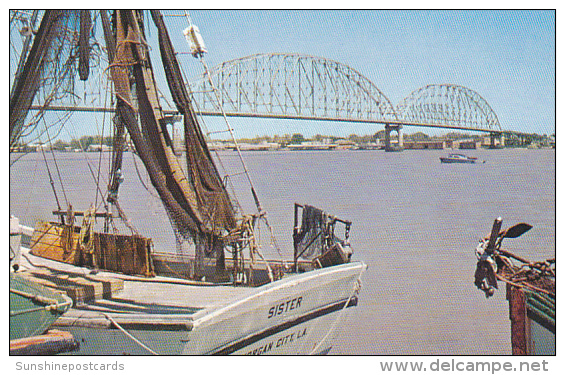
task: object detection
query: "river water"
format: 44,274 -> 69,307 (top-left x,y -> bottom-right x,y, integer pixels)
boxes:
9,148 -> 555,355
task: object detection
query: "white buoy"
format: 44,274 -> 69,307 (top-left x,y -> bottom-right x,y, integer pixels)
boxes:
183,25 -> 207,57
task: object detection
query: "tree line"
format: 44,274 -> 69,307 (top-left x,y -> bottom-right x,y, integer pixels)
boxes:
14,131 -> 555,151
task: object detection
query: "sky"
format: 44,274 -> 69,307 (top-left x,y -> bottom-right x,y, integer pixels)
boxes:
166,9 -> 555,137
8,9 -> 556,141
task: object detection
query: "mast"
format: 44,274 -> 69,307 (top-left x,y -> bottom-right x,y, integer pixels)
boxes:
11,9 -> 270,282
105,11 -> 237,250
10,10 -> 63,147
100,10 -> 124,208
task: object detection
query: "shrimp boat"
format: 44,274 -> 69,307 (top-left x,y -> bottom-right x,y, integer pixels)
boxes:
9,10 -> 367,355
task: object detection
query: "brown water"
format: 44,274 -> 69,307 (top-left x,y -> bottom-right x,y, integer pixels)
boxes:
9,148 -> 555,355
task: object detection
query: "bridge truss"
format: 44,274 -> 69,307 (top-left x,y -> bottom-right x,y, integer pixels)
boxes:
395,84 -> 502,133
19,52 -> 502,135
191,53 -> 399,124
191,53 -> 502,134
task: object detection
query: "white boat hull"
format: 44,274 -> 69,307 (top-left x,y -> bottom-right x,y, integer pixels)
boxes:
22,247 -> 366,355
187,262 -> 365,355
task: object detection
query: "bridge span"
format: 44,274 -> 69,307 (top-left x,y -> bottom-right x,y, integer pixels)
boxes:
191,53 -> 503,150
28,53 -> 504,150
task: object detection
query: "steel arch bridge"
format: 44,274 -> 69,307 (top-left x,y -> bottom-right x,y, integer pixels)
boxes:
190,53 -> 502,134
395,84 -> 502,132
191,53 -> 399,124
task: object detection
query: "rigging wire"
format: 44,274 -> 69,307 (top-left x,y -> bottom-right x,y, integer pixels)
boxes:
59,128 -> 111,219
165,12 -> 245,215
188,100 -> 245,213
131,150 -> 160,199
187,89 -> 245,214
38,140 -> 64,223
42,116 -> 69,208
9,152 -> 29,167
94,78 -> 110,211
181,10 -> 284,262
18,84 -> 74,145
309,276 -> 364,355
201,75 -> 283,259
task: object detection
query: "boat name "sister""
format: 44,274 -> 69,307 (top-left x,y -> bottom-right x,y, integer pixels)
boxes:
267,296 -> 303,318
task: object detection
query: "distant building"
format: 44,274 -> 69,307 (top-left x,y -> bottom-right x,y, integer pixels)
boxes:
542,134 -> 555,148
456,140 -> 480,149
208,142 -> 228,151
87,144 -> 111,152
334,139 -> 357,150
404,140 -> 446,150
286,141 -> 336,150
482,136 -> 505,148
239,142 -> 280,151
28,143 -> 51,152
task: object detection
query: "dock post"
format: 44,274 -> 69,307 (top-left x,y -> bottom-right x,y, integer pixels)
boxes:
507,284 -> 528,355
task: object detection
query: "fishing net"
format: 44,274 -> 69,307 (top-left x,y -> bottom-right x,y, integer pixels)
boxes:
294,205 -> 350,261
10,10 -> 83,147
107,10 -> 236,243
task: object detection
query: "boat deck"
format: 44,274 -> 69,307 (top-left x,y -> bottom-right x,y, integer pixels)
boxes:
17,247 -> 253,327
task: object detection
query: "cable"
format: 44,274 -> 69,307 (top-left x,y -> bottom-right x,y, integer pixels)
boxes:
181,12 -> 284,262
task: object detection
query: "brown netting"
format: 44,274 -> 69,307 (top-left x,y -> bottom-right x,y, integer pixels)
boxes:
106,10 -> 236,242
78,10 -> 91,81
12,10 -> 239,252
150,10 -> 236,233
10,10 -> 81,147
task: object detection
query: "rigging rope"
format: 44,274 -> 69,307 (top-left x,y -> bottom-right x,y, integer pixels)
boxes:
131,151 -> 160,200
199,55 -> 285,261
102,313 -> 159,355
308,276 -> 363,355
39,137 -> 64,223
179,10 -> 285,262
42,115 -> 69,207
112,198 -> 139,235
94,79 -> 110,211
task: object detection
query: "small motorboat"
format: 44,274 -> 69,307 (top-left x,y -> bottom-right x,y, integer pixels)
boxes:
440,153 -> 482,164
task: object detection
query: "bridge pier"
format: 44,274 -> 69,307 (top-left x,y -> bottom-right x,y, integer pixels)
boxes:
489,132 -> 504,149
385,124 -> 403,152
